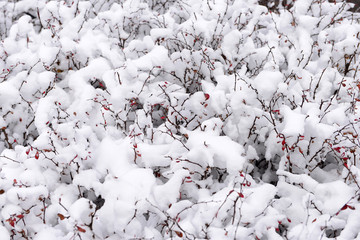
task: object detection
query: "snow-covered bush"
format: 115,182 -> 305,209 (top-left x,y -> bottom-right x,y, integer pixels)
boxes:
1,0 -> 360,239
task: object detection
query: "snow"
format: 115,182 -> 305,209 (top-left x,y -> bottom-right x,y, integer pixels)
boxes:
253,70 -> 283,100
132,45 -> 170,70
33,228 -> 64,240
0,82 -> 20,106
281,106 -> 306,136
0,226 -> 9,239
1,0 -> 360,239
94,137 -> 135,176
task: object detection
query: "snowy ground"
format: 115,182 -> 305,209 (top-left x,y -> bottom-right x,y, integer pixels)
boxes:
1,0 -> 360,239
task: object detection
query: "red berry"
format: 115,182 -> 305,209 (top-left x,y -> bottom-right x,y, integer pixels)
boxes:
204,93 -> 210,100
